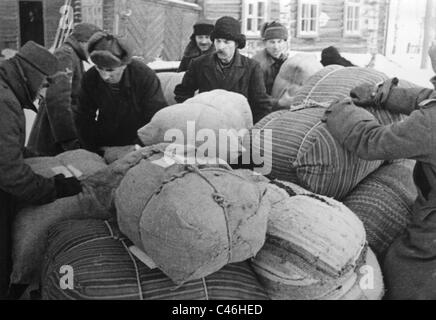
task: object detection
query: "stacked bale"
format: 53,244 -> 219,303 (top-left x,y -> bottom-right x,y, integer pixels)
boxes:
41,220 -> 270,300
115,149 -> 270,285
138,89 -> 253,163
251,179 -> 384,300
12,150 -> 111,285
156,72 -> 185,105
343,160 -> 417,259
247,66 -> 409,199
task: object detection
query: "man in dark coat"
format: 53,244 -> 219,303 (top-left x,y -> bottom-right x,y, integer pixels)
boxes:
76,32 -> 168,154
252,21 -> 289,95
320,46 -> 355,67
178,20 -> 215,72
27,23 -> 101,156
322,77 -> 436,300
174,16 -> 272,124
0,41 -> 83,299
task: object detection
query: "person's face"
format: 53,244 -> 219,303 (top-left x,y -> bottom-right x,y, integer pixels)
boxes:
214,39 -> 237,63
195,35 -> 212,52
95,65 -> 127,84
265,39 -> 287,59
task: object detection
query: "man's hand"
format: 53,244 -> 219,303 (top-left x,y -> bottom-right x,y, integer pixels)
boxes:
350,83 -> 377,108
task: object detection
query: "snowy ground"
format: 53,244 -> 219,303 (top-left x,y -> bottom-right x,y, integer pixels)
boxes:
24,51 -> 436,144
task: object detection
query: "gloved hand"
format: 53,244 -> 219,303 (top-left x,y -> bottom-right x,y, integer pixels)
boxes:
350,83 -> 378,107
54,174 -> 82,199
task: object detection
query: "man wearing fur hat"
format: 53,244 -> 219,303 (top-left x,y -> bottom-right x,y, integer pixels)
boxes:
253,21 -> 289,95
178,20 -> 215,72
174,16 -> 271,124
28,23 -> 102,156
76,32 -> 167,153
0,41 -> 83,298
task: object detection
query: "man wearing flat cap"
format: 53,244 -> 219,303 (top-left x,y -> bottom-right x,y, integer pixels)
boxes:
28,23 -> 102,156
178,20 -> 215,72
76,32 -> 168,154
253,21 -> 289,95
0,41 -> 83,299
174,16 -> 272,124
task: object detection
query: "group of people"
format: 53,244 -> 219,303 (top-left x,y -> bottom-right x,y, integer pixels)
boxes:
1,13 -> 436,300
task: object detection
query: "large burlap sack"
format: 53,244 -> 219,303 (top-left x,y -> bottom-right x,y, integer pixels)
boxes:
247,66 -> 413,199
138,90 -> 253,163
250,179 -> 385,300
290,65 -> 418,107
343,160 -> 417,259
11,150 -> 110,284
271,53 -> 323,102
156,72 -> 185,105
115,150 -> 270,285
41,219 -> 270,300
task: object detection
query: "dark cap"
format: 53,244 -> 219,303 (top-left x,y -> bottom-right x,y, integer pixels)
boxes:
16,41 -> 58,76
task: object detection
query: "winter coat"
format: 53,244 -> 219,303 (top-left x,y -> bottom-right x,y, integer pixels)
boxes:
177,40 -> 215,72
27,37 -> 86,156
324,82 -> 436,300
0,59 -> 57,205
174,51 -> 272,123
252,48 -> 287,95
76,59 -> 168,153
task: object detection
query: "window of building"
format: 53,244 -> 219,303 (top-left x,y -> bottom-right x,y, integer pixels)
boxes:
344,0 -> 362,36
297,0 -> 320,37
242,0 -> 268,37
81,0 -> 103,28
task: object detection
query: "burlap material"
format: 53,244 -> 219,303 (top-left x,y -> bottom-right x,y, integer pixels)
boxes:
115,150 -> 269,285
41,219 -> 270,300
156,72 -> 185,106
250,179 -> 377,300
11,150 -> 110,284
343,160 -> 417,259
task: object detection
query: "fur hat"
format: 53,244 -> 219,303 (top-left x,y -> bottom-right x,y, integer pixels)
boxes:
16,41 -> 58,76
261,21 -> 288,41
71,23 -> 102,42
321,46 -> 355,67
210,16 -> 246,49
193,20 -> 214,36
87,32 -> 133,69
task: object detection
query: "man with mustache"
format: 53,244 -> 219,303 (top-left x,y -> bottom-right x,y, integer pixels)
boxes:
252,21 -> 289,95
75,32 -> 168,154
174,16 -> 272,124
178,20 -> 215,72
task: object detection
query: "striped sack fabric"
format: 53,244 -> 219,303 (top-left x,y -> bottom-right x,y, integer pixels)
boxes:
41,219 -> 270,300
343,160 -> 418,260
249,66 -> 412,199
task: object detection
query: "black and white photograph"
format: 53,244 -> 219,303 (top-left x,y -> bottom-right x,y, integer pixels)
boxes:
0,0 -> 435,307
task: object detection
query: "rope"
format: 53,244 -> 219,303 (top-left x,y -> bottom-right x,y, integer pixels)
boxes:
201,278 -> 209,300
120,239 -> 144,300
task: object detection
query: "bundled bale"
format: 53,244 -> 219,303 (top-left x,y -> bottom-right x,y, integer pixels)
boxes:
251,179 -> 384,300
41,219 -> 270,300
247,66 -> 411,199
138,90 -> 253,163
343,160 -> 417,259
115,149 -> 270,285
156,72 -> 185,105
11,150 -> 110,284
271,53 -> 323,104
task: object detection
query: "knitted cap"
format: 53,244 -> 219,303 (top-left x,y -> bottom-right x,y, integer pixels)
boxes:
71,23 -> 102,42
16,41 -> 58,76
210,16 -> 246,49
261,21 -> 288,41
87,32 -> 133,69
193,20 -> 214,36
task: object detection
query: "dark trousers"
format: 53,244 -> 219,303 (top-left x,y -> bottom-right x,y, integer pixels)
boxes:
0,190 -> 13,299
